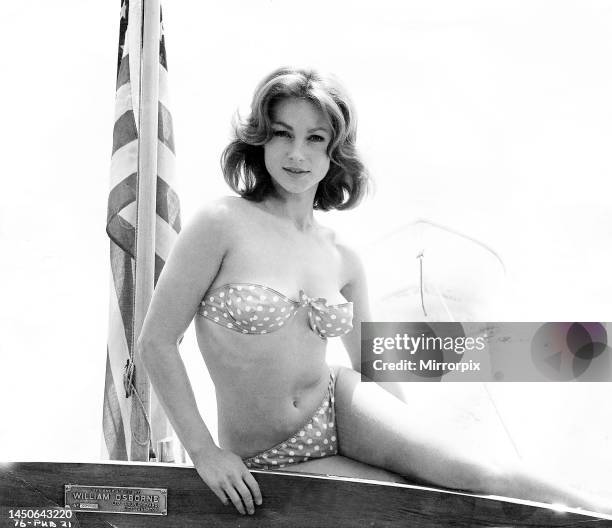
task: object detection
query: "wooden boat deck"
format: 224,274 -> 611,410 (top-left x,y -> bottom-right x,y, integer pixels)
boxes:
1,461 -> 610,527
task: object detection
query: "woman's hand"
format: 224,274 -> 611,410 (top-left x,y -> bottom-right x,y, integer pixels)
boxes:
191,445 -> 262,515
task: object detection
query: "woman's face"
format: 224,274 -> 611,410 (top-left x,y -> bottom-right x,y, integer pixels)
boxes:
264,97 -> 332,197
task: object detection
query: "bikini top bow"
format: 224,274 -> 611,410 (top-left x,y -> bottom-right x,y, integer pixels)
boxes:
298,290 -> 331,313
299,289 -> 341,339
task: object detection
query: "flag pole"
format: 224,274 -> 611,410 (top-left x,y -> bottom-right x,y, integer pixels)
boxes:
131,0 -> 160,461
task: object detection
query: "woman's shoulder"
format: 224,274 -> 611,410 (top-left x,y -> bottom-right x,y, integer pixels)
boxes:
319,226 -> 365,280
188,196 -> 250,228
176,196 -> 248,250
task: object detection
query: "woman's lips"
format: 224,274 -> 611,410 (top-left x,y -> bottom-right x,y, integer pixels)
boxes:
283,167 -> 309,175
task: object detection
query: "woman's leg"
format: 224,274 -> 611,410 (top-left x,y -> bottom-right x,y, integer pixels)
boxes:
281,454 -> 407,484
331,366 -> 612,515
332,366 -> 499,493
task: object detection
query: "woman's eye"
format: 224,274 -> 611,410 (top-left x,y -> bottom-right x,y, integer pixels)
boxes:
309,135 -> 325,143
272,130 -> 290,138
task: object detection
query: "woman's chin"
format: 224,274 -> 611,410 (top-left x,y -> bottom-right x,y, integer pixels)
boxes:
275,182 -> 318,196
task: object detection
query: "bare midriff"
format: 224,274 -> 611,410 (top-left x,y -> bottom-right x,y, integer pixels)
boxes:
194,309 -> 331,458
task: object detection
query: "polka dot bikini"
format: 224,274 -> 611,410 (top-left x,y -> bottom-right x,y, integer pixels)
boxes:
198,283 -> 353,339
243,370 -> 338,470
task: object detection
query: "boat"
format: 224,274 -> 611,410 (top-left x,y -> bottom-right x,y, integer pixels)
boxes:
1,461 -> 609,527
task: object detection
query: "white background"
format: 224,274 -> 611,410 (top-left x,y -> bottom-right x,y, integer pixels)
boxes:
1,0 -> 611,499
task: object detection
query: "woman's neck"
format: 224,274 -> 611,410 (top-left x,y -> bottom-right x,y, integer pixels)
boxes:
262,192 -> 317,232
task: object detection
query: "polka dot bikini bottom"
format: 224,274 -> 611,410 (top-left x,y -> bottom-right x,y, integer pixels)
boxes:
243,370 -> 338,470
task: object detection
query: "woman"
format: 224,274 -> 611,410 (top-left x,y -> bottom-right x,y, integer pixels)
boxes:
138,67 -> 610,517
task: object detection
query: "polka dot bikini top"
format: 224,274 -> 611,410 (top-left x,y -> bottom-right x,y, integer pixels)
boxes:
197,283 -> 353,339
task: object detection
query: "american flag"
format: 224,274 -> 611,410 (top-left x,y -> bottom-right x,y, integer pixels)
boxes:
102,0 -> 181,460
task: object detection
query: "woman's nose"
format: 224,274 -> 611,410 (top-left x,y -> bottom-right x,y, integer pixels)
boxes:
287,141 -> 306,162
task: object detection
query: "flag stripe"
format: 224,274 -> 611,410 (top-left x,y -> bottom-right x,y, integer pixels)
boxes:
109,240 -> 136,350
116,0 -> 129,75
115,83 -> 134,122
154,254 -> 165,286
117,54 -> 131,90
154,215 -> 179,263
156,174 -> 181,232
158,64 -> 169,110
108,171 -> 137,219
110,141 -> 138,189
108,216 -> 136,261
109,171 -> 180,237
158,101 -> 175,154
157,139 -> 177,188
107,266 -> 134,455
107,172 -> 137,255
112,110 -> 138,155
102,350 -> 128,459
159,28 -> 168,70
117,200 -> 178,262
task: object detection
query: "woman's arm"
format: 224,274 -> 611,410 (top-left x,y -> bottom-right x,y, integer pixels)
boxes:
339,245 -> 406,401
339,244 -> 369,372
137,201 -> 261,515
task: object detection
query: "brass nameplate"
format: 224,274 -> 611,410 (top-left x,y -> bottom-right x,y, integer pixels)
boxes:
64,484 -> 167,515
